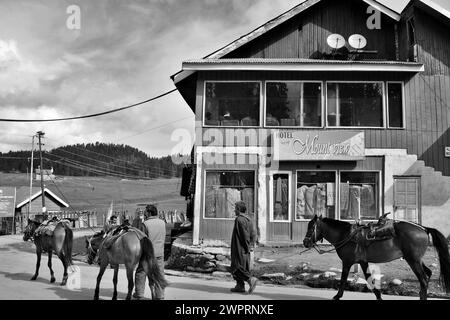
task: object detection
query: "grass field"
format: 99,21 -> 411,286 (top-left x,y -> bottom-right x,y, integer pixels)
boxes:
0,172 -> 185,215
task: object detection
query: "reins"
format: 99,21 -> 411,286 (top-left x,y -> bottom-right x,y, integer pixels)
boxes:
300,221 -> 364,255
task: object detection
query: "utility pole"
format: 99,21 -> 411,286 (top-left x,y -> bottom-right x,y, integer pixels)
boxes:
37,131 -> 46,217
28,135 -> 35,220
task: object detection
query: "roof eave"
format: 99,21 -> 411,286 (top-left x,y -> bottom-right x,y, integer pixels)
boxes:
182,62 -> 425,73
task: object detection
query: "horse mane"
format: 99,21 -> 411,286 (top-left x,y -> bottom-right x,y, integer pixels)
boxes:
322,218 -> 352,231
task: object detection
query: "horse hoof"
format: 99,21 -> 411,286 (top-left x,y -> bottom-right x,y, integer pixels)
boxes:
50,278 -> 56,283
61,280 -> 67,286
112,296 -> 117,301
93,296 -> 99,301
30,276 -> 37,281
332,295 -> 341,300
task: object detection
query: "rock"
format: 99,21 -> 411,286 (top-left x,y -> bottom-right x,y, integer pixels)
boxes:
186,266 -> 196,272
391,279 -> 402,286
261,273 -> 286,280
203,247 -> 230,256
329,267 -> 342,273
202,254 -> 215,260
300,273 -> 310,278
431,263 -> 438,268
216,262 -> 231,273
186,247 -> 203,255
215,254 -> 226,261
257,258 -> 275,264
313,274 -> 321,279
323,271 -> 338,278
203,261 -> 216,268
286,276 -> 293,281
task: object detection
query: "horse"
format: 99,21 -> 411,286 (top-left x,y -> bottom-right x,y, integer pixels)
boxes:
85,228 -> 168,300
303,215 -> 450,300
23,219 -> 73,285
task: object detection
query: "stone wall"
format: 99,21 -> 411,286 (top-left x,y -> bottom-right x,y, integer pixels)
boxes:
166,237 -> 232,274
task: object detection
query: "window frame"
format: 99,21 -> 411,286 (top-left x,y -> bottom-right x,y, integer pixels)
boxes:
202,169 -> 257,221
203,80 -> 263,128
338,170 -> 382,222
386,81 -> 406,129
269,170 -> 293,223
325,81 -> 386,129
294,170 -> 338,222
264,80 -> 325,128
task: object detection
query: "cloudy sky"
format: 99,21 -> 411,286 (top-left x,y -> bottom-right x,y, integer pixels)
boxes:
0,0 -> 448,157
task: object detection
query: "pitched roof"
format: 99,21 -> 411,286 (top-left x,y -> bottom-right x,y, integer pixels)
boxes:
416,0 -> 450,21
15,187 -> 69,209
205,0 -> 403,60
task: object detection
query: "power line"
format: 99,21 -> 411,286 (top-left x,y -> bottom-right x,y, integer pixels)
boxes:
0,89 -> 177,122
45,143 -> 180,175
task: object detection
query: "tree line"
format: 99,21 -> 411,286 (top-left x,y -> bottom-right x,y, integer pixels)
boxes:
0,142 -> 189,179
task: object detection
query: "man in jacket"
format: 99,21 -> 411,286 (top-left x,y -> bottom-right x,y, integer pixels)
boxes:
133,205 -> 166,300
230,201 -> 258,294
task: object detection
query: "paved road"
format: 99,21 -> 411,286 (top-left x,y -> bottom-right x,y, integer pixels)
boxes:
0,235 -> 424,300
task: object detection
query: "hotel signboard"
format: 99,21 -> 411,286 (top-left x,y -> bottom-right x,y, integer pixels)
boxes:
272,130 -> 365,161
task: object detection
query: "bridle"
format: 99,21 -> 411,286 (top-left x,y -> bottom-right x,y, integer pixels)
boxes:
301,218 -> 363,255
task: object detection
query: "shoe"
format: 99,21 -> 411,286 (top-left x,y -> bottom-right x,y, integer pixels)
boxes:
248,277 -> 258,294
230,286 -> 246,293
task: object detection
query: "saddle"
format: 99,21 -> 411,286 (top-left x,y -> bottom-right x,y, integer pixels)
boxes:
102,225 -> 147,249
34,217 -> 71,237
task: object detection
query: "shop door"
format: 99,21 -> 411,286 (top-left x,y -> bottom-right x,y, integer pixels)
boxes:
267,172 -> 292,242
393,177 -> 421,223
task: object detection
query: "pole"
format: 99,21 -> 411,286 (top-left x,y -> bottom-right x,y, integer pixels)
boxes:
28,136 -> 35,220
37,131 -> 46,217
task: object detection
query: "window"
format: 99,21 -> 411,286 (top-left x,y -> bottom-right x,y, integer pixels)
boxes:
204,82 -> 260,126
204,171 -> 255,219
407,18 -> 418,62
296,171 -> 336,220
387,82 -> 404,128
340,172 -> 379,220
266,82 -> 322,127
270,173 -> 291,222
327,82 -> 384,127
394,177 -> 420,223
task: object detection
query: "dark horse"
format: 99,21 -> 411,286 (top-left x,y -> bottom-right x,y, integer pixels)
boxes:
303,215 -> 450,300
23,219 -> 73,285
86,228 -> 167,300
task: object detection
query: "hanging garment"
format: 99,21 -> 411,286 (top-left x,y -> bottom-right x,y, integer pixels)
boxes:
281,178 -> 289,219
326,183 -> 335,206
180,166 -> 192,197
225,188 -> 242,218
241,188 -> 255,214
296,185 -> 308,219
361,184 -> 375,218
340,183 -> 350,216
315,184 -> 327,217
275,177 -> 282,203
205,188 -> 217,217
304,185 -> 317,218
347,186 -> 361,219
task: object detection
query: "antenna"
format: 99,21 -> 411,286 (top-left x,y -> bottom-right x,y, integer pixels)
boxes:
348,34 -> 367,50
327,34 -> 346,50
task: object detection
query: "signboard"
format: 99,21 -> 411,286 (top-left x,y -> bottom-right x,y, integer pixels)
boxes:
273,130 -> 365,161
0,187 -> 16,218
445,147 -> 450,158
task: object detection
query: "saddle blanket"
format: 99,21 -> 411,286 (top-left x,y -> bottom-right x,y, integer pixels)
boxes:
35,218 -> 71,237
102,226 -> 148,249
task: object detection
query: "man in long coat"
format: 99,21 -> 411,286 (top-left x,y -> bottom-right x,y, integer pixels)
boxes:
230,201 -> 258,294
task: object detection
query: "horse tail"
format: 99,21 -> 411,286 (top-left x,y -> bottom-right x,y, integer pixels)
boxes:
140,237 -> 168,289
63,225 -> 73,266
426,228 -> 450,293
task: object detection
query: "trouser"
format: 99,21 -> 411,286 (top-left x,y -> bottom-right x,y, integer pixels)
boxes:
231,254 -> 251,288
134,256 -> 165,299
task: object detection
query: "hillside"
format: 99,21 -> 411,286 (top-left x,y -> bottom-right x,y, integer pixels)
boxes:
0,142 -> 189,179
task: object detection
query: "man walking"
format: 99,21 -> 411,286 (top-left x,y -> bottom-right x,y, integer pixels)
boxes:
133,205 -> 166,300
230,201 -> 258,294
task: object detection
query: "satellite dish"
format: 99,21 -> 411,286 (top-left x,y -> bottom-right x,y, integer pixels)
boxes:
348,34 -> 367,50
327,34 -> 346,50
